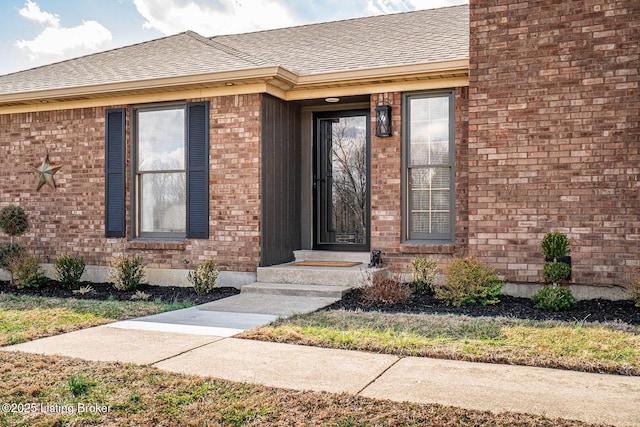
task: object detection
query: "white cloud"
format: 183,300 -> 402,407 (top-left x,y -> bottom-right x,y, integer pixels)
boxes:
366,0 -> 412,15
367,0 -> 467,15
18,0 -> 59,26
15,1 -> 112,60
132,0 -> 299,36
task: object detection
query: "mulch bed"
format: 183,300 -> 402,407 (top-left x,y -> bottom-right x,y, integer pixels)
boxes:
0,280 -> 239,305
2,279 -> 638,325
325,288 -> 640,325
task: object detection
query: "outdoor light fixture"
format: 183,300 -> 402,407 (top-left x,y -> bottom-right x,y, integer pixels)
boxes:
375,104 -> 392,137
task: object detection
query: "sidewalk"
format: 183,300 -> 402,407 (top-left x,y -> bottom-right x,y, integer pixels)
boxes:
4,302 -> 640,427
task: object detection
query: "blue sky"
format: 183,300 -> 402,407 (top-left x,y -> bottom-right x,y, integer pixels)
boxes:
0,0 -> 467,76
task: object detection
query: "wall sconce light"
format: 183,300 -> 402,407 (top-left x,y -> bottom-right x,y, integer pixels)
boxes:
375,104 -> 392,137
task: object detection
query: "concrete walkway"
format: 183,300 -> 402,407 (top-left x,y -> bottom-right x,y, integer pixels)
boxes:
4,297 -> 640,427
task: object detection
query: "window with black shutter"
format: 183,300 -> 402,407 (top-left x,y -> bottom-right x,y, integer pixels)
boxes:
105,101 -> 209,239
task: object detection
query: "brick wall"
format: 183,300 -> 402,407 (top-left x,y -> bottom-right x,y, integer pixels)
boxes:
0,94 -> 262,273
370,88 -> 469,271
468,0 -> 640,285
208,94 -> 261,271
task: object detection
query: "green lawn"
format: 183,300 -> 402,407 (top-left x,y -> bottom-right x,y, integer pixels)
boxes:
239,310 -> 640,375
0,293 -> 191,346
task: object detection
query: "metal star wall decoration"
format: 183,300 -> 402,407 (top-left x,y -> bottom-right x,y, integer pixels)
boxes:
32,153 -> 63,191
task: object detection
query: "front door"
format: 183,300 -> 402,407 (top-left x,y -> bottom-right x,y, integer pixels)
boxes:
313,110 -> 370,250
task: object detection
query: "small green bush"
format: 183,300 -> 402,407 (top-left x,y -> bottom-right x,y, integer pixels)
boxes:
532,286 -> 577,311
54,253 -> 86,289
362,270 -> 412,306
109,254 -> 146,291
187,259 -> 219,295
6,253 -> 46,289
543,261 -> 571,284
625,270 -> 640,308
0,205 -> 29,237
540,231 -> 571,260
0,242 -> 26,270
411,255 -> 438,295
435,257 -> 504,307
68,375 -> 96,397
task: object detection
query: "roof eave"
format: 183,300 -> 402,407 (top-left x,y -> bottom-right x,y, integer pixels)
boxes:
0,66 -> 297,106
295,58 -> 469,87
0,58 -> 469,108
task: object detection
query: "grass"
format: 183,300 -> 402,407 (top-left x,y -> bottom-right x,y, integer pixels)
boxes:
0,351 -> 603,427
0,293 -> 192,346
238,310 -> 640,376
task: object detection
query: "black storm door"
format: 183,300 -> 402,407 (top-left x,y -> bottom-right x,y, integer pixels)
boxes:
313,110 -> 370,250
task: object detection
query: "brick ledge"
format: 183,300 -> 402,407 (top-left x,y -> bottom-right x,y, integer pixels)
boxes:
399,243 -> 455,255
127,240 -> 186,251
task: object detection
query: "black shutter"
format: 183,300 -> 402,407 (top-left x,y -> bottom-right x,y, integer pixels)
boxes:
105,108 -> 126,238
186,101 -> 210,239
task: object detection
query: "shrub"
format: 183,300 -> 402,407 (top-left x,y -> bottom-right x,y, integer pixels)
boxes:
72,285 -> 94,296
131,291 -> 151,301
411,255 -> 438,295
0,205 -> 29,238
6,253 -> 46,288
0,242 -> 26,270
540,231 -> 571,260
625,270 -> 640,308
543,261 -> 571,284
109,254 -> 146,291
532,286 -> 577,311
68,375 -> 96,397
54,253 -> 86,289
187,259 -> 219,295
435,257 -> 504,307
361,270 -> 412,306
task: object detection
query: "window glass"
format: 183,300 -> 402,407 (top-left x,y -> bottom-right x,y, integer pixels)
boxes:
139,173 -> 186,233
135,105 -> 186,236
137,109 -> 185,171
409,97 -> 449,165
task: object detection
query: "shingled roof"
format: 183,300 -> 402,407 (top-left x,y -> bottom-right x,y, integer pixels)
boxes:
0,5 -> 468,100
213,5 -> 469,75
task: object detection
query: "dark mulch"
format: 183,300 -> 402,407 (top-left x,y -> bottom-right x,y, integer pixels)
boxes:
0,279 -> 239,305
326,288 -> 640,325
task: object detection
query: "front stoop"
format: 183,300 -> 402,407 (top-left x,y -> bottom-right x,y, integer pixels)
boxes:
246,251 -> 386,299
293,250 -> 371,264
256,263 -> 369,287
242,282 -> 352,298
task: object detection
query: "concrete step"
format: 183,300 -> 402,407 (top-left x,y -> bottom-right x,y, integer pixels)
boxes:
242,282 -> 352,298
257,262 -> 370,287
294,250 -> 371,264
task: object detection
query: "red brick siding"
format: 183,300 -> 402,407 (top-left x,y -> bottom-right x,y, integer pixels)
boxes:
468,0 -> 640,285
0,107 -> 123,265
0,94 -> 262,272
208,95 -> 261,271
370,88 -> 469,271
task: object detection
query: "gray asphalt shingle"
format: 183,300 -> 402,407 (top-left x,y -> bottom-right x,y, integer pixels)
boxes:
213,6 -> 469,75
